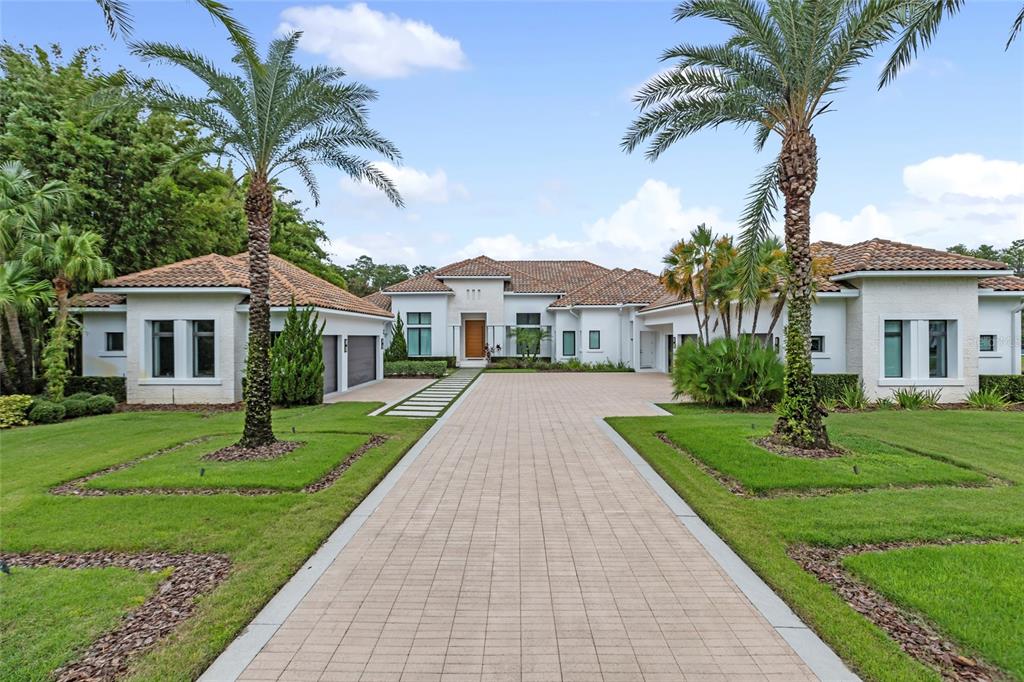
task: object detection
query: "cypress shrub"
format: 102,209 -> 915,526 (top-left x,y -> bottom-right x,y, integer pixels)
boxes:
385,316 -> 409,361
271,304 -> 326,406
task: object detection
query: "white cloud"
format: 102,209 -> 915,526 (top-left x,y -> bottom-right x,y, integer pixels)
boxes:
327,233 -> 420,265
342,162 -> 468,204
814,154 -> 1024,249
903,154 -> 1024,202
278,3 -> 467,78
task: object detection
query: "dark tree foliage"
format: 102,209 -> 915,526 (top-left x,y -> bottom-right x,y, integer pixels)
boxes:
341,255 -> 434,296
948,241 -> 1024,276
270,304 -> 325,406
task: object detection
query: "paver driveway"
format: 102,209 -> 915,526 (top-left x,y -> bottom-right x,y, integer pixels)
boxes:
240,373 -> 817,681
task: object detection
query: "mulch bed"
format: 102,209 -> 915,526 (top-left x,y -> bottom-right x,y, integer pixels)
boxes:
790,539 -> 1019,681
114,402 -> 243,415
0,550 -> 231,682
754,435 -> 846,459
202,439 -> 302,462
51,435 -> 388,497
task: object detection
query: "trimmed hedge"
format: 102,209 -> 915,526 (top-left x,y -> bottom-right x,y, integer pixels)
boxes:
62,398 -> 89,419
979,375 -> 1024,403
66,376 -> 126,402
28,399 -> 65,424
85,394 -> 117,415
384,361 -> 448,378
410,356 -> 457,369
812,374 -> 859,402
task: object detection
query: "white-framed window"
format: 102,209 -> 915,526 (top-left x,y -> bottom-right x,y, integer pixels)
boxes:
881,318 -> 960,382
588,330 -> 601,350
407,312 -> 432,356
151,321 -> 175,377
191,320 -> 215,377
562,330 -> 576,356
810,335 -> 825,353
516,312 -> 541,326
979,334 -> 997,353
105,331 -> 124,352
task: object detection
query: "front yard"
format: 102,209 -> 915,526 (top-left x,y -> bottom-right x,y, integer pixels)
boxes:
0,403 -> 431,681
609,408 -> 1023,681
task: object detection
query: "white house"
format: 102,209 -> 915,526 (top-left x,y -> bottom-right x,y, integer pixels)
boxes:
72,253 -> 393,404
366,240 -> 1023,402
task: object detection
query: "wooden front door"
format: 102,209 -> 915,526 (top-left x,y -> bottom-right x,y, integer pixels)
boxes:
464,320 -> 485,358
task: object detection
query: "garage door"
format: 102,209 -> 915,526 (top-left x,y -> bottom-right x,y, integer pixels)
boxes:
322,336 -> 338,393
347,335 -> 376,388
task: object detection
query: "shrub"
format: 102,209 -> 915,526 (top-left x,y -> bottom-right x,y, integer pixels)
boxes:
838,381 -> 869,410
672,336 -> 784,407
62,398 -> 89,419
270,304 -> 325,406
384,316 -> 408,362
874,396 -> 896,410
28,399 -> 65,424
84,394 -> 116,415
966,387 -> 1009,410
384,360 -> 447,377
66,377 -> 126,402
979,375 -> 1024,403
67,391 -> 94,402
0,395 -> 34,428
892,386 -> 942,409
812,374 -> 859,403
42,320 -> 77,401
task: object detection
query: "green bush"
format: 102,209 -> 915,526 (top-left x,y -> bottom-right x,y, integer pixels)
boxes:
62,398 -> 89,419
966,387 -> 1009,410
67,391 -> 94,402
672,337 -> 784,407
28,399 -> 66,424
66,377 -> 126,402
271,304 -> 325,406
384,361 -> 447,377
384,316 -> 409,362
0,395 -> 34,428
84,394 -> 116,415
812,374 -> 859,402
892,386 -> 942,409
838,381 -> 869,410
979,375 -> 1024,403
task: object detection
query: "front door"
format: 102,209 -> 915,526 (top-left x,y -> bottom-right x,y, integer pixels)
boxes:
464,320 -> 485,358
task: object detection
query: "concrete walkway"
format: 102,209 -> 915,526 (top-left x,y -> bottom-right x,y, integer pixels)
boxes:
383,369 -> 480,418
326,379 -> 436,407
237,373 -> 819,681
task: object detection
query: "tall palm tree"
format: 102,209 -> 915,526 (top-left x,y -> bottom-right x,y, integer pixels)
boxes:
0,162 -> 70,391
0,261 -> 53,391
25,224 -> 113,329
131,33 -> 402,447
624,0 -> 909,449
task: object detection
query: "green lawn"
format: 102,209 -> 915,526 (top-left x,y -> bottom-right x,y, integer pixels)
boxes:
88,432 -> 370,491
845,543 -> 1024,677
0,402 -> 431,681
0,567 -> 164,682
609,407 -> 1024,682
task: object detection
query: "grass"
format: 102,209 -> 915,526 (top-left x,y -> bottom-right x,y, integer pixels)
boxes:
0,566 -> 164,682
88,432 -> 370,491
609,406 -> 1024,682
845,543 -> 1024,678
0,402 -> 431,681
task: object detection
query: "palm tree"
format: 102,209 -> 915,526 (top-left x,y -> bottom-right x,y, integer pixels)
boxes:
25,224 -> 113,328
0,261 -> 53,391
880,1 -> 1023,86
131,33 -> 402,447
623,0 -> 910,449
745,237 -> 786,341
0,162 -> 70,391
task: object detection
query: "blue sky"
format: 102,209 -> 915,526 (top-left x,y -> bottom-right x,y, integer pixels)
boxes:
3,1 -> 1023,271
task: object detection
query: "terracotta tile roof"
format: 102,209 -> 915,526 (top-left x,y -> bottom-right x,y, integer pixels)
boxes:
69,292 -> 126,308
384,271 -> 453,293
824,239 -> 1010,275
433,255 -> 512,278
100,253 -> 392,318
362,290 -> 392,311
551,268 -> 663,307
384,256 -> 612,295
979,276 -> 1024,292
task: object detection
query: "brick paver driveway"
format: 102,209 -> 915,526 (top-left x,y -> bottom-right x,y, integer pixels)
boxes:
241,373 -> 816,681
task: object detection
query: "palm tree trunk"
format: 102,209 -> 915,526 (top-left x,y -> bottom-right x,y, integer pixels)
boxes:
53,277 -> 70,328
3,304 -> 33,391
773,129 -> 828,449
240,176 -> 277,447
750,299 -> 760,338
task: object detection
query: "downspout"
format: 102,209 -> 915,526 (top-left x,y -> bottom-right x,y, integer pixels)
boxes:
1012,299 -> 1024,375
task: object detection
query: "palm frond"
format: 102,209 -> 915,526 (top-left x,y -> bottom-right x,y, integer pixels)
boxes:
879,0 -> 963,88
735,158 -> 781,296
1008,4 -> 1024,49
95,0 -> 133,38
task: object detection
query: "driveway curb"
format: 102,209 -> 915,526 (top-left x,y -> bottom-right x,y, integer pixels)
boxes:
597,417 -> 860,682
198,379 -> 484,682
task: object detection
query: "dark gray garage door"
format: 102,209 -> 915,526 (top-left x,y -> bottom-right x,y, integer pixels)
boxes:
322,335 -> 338,393
347,335 -> 376,388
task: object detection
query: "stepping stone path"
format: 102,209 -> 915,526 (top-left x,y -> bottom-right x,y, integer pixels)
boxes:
383,368 -> 480,418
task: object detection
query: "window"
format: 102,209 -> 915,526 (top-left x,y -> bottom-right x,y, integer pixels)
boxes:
810,335 -> 824,353
980,334 -> 996,352
105,331 -> 124,352
929,320 -> 948,378
562,331 -> 576,357
516,313 -> 541,326
588,330 -> 601,350
151,321 -> 175,377
406,312 -> 432,357
192,320 -> 215,377
884,320 -> 903,378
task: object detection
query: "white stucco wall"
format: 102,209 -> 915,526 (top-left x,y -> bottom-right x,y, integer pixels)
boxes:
576,308 -> 629,365
388,293 -> 449,357
977,297 -> 1024,375
809,298 -> 847,374
81,310 -> 127,377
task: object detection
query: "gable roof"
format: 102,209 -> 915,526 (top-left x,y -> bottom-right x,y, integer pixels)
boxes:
362,290 -> 392,311
382,255 -> 613,296
551,268 -> 664,308
979,275 -> 1024,292
98,253 -> 392,318
824,239 -> 1010,276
